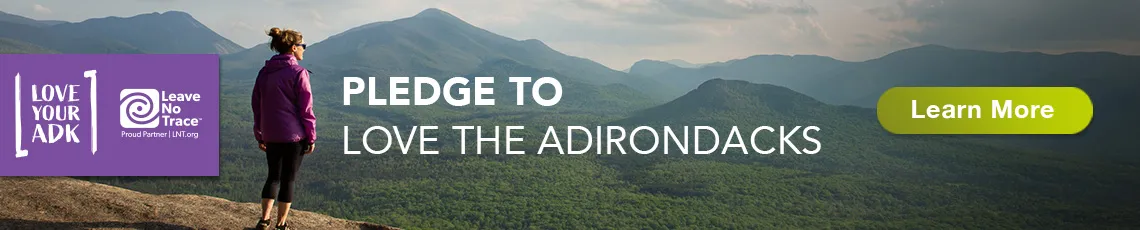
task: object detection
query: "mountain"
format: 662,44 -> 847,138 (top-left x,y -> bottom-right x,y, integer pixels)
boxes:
642,54 -> 850,95
627,59 -> 704,75
627,59 -> 681,77
618,79 -> 847,124
464,58 -> 659,112
38,20 -> 67,26
310,8 -> 519,75
47,11 -> 244,54
308,8 -> 604,78
644,44 -> 1140,110
0,21 -> 145,53
299,8 -> 679,98
807,44 -> 1140,107
799,44 -> 1140,154
221,43 -> 274,69
611,79 -> 879,154
0,177 -> 400,229
0,11 -> 242,54
0,11 -> 49,27
663,59 -> 704,68
635,45 -> 1140,154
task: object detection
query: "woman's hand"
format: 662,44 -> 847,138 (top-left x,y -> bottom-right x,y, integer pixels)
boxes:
304,144 -> 315,155
258,143 -> 267,152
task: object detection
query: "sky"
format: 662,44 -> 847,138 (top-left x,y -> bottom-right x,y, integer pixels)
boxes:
2,0 -> 1138,70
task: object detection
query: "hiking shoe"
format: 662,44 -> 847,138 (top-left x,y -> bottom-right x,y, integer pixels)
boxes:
255,219 -> 272,230
275,223 -> 289,230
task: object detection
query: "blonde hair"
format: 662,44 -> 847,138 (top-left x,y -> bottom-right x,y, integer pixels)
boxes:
267,27 -> 303,54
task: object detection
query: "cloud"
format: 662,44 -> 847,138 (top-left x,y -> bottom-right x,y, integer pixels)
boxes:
32,4 -> 51,14
700,23 -> 736,37
494,12 -> 705,46
780,16 -> 831,46
850,32 -> 913,49
870,0 -> 1140,52
309,9 -> 322,21
570,0 -> 818,25
309,9 -> 328,29
230,21 -> 257,33
863,6 -> 901,21
519,0 -> 832,52
479,14 -> 523,27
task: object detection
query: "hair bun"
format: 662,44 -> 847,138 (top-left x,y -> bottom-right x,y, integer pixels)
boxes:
267,27 -> 282,37
266,27 -> 303,54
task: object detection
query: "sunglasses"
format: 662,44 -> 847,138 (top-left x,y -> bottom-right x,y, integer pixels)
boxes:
296,43 -> 307,49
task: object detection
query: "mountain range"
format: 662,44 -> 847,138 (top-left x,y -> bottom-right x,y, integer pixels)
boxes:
629,44 -> 1140,109
3,8 -> 1139,229
627,44 -> 1140,154
0,10 -> 64,27
622,59 -> 704,73
300,9 -> 671,96
661,59 -> 705,68
0,11 -> 242,54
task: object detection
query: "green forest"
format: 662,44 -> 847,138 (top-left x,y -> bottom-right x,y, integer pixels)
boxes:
78,77 -> 1140,229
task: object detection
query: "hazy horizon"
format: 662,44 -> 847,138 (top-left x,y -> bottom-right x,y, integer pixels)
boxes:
2,0 -> 1138,70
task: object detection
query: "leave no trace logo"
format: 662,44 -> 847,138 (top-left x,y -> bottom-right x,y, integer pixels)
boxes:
117,88 -> 206,134
120,89 -> 160,128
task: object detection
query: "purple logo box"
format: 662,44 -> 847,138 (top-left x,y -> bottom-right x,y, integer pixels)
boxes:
0,54 -> 219,176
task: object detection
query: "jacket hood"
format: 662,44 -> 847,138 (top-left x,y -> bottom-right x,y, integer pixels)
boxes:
263,54 -> 299,72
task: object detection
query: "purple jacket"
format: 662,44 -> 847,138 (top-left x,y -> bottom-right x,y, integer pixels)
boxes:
252,54 -> 316,144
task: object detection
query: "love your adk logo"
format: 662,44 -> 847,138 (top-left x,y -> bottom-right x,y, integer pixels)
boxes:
1,54 -> 220,176
13,70 -> 97,158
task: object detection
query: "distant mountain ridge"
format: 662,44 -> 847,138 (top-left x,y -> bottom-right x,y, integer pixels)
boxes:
0,10 -> 242,54
612,78 -> 873,134
465,58 -> 659,111
48,11 -> 244,54
254,8 -> 681,99
639,54 -> 850,97
628,59 -> 681,77
644,44 -> 1140,108
663,59 -> 704,68
0,11 -> 52,27
626,59 -> 706,74
0,20 -> 145,53
305,10 -> 650,81
221,43 -> 273,68
635,44 -> 1140,154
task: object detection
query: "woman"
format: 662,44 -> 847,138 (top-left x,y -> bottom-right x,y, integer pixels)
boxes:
251,27 -> 317,230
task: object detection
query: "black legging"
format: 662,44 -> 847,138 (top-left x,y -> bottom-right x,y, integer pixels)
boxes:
262,142 -> 305,203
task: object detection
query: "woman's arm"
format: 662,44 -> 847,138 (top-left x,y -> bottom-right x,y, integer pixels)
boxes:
251,75 -> 264,144
296,69 -> 317,144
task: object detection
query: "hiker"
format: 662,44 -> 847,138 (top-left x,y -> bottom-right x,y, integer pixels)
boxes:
251,27 -> 317,230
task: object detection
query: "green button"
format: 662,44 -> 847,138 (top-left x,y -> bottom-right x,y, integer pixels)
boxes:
877,87 -> 1093,134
